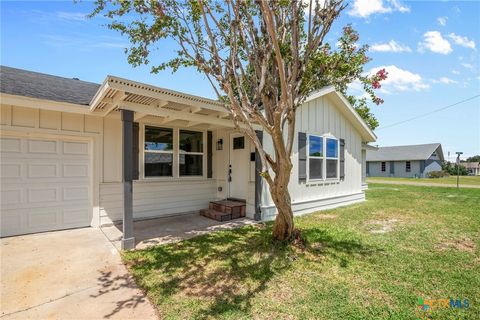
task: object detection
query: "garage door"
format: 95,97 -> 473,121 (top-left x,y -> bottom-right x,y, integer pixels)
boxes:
1,135 -> 92,237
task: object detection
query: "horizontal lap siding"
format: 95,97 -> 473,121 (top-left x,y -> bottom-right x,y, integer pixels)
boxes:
99,180 -> 217,225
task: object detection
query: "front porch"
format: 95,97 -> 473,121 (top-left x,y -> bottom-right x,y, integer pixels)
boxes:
101,213 -> 256,250
90,76 -> 264,249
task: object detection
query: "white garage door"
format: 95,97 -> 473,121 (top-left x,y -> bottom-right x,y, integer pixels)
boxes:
1,135 -> 92,237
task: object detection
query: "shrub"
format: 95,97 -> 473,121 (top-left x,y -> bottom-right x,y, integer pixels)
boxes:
427,171 -> 449,179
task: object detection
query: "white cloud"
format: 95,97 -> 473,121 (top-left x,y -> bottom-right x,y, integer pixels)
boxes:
348,0 -> 409,18
452,70 -> 460,75
437,16 -> 447,26
370,40 -> 412,53
432,77 -> 458,84
55,12 -> 87,21
461,63 -> 474,70
368,65 -> 430,93
390,0 -> 410,13
418,31 -> 452,55
448,33 -> 476,50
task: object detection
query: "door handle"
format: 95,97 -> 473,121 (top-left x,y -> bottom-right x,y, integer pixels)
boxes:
228,165 -> 232,182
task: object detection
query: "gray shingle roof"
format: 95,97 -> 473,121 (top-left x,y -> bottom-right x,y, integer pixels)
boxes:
366,143 -> 443,161
1,65 -> 100,106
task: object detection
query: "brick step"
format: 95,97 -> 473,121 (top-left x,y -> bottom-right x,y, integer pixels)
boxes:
209,200 -> 245,218
200,208 -> 232,222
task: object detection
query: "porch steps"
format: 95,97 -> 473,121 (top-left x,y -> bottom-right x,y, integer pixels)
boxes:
200,199 -> 246,222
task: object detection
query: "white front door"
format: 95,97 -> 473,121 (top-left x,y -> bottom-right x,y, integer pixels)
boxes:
228,133 -> 249,200
0,135 -> 92,237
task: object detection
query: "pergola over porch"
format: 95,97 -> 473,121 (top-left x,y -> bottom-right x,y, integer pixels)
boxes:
89,76 -> 262,250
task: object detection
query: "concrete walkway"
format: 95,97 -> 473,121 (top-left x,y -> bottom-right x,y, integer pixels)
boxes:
102,213 -> 257,250
368,179 -> 480,189
0,228 -> 157,320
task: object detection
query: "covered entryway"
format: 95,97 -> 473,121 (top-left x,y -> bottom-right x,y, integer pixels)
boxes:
0,135 -> 92,237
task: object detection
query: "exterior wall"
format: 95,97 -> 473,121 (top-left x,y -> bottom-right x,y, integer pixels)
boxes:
1,103 -> 230,227
1,104 -> 103,227
260,95 -> 365,220
367,160 -> 423,178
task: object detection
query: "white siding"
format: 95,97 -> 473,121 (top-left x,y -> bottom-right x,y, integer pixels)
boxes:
99,180 -> 217,225
260,95 -> 365,220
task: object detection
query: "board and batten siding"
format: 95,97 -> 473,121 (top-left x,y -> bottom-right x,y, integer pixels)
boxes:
259,95 -> 365,220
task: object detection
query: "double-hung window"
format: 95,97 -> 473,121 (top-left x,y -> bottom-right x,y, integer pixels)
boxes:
179,130 -> 203,176
406,161 -> 411,172
381,162 -> 386,172
326,138 -> 339,179
144,126 -> 173,177
307,135 -> 340,180
308,135 -> 323,180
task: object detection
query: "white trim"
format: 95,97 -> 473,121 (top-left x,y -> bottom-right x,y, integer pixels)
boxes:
0,93 -> 97,115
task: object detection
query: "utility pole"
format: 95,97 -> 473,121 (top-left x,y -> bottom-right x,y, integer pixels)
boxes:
456,152 -> 463,189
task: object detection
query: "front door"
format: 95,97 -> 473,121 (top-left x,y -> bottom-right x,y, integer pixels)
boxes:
228,133 -> 249,200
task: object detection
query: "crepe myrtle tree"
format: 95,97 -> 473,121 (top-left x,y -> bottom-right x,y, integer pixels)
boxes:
89,0 -> 386,241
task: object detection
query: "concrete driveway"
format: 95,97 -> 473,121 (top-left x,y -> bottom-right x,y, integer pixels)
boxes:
0,228 -> 157,320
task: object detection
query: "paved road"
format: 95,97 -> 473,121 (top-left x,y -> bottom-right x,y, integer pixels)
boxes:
368,180 -> 480,189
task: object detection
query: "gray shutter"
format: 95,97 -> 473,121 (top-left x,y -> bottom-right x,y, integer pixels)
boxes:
298,132 -> 307,182
132,122 -> 139,180
207,131 -> 213,178
366,162 -> 370,175
390,161 -> 395,175
340,139 -> 345,180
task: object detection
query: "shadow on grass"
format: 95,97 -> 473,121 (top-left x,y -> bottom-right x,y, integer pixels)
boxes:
121,223 -> 380,319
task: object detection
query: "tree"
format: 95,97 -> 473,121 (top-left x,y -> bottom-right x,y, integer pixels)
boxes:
90,0 -> 386,240
465,155 -> 480,163
442,161 -> 469,176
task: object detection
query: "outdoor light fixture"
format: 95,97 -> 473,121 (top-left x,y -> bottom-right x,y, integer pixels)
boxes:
217,138 -> 223,150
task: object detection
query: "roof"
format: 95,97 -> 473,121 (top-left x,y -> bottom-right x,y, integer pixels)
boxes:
366,143 -> 443,162
304,86 -> 377,143
462,162 -> 480,169
0,65 -> 100,105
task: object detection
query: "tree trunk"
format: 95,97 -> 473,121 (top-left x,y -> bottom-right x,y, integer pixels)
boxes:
270,158 -> 294,241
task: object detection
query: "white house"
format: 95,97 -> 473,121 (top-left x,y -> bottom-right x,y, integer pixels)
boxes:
0,66 -> 376,248
366,143 -> 444,178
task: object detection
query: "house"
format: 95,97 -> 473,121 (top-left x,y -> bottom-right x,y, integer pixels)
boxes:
0,66 -> 376,248
366,143 -> 444,178
463,162 -> 480,176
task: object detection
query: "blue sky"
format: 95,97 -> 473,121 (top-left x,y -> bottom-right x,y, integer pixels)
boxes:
1,0 -> 479,160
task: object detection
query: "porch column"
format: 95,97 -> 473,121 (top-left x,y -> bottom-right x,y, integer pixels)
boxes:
121,109 -> 135,250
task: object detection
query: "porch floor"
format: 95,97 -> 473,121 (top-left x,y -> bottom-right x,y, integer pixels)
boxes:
101,213 -> 256,250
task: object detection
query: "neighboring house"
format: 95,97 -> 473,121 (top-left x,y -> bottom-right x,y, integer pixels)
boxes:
366,143 -> 444,178
463,162 -> 480,176
0,66 -> 376,248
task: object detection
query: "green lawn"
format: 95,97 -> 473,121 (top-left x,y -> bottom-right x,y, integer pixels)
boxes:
124,185 -> 480,319
367,175 -> 480,186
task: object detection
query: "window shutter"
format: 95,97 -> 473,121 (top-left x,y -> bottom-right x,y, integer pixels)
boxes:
298,132 -> 307,182
340,139 -> 345,180
207,131 -> 213,178
132,122 -> 139,180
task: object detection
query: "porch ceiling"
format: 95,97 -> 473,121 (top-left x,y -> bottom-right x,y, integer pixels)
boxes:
89,76 -> 233,128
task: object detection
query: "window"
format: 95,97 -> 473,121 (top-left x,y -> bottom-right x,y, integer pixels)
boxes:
308,135 -> 323,180
381,162 -> 386,172
233,136 -> 245,149
179,130 -> 203,176
144,126 -> 173,177
326,138 -> 339,179
406,161 -> 411,172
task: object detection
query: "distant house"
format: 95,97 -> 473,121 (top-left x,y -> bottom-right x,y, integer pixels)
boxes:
463,162 -> 480,176
366,143 -> 444,178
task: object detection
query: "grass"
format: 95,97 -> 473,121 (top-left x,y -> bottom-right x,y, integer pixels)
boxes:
367,175 -> 480,187
123,185 -> 480,319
